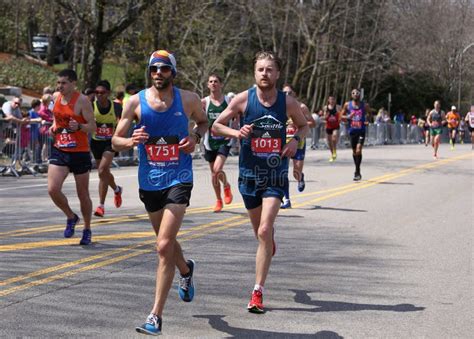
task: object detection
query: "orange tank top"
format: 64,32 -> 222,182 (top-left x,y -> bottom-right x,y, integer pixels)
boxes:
53,92 -> 89,152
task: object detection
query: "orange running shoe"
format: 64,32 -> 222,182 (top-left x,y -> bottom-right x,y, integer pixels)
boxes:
214,200 -> 223,213
114,186 -> 123,208
223,184 -> 233,205
94,206 -> 104,217
247,289 -> 264,313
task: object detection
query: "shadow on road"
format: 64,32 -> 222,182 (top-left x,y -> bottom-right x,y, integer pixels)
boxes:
266,289 -> 425,313
194,314 -> 343,338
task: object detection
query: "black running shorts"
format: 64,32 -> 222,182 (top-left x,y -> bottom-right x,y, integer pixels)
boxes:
49,147 -> 92,175
139,183 -> 193,213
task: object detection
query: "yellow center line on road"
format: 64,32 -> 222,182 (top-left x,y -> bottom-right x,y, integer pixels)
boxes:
0,215 -> 243,253
0,175 -> 399,239
0,203 -> 247,240
2,152 -> 471,239
0,218 -> 249,298
0,152 -> 471,298
289,152 -> 473,208
0,215 -> 243,288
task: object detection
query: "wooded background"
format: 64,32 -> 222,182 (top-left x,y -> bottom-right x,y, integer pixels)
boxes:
0,0 -> 473,116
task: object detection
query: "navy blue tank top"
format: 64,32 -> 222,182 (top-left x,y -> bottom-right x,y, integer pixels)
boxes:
136,88 -> 192,190
348,100 -> 366,134
239,87 -> 288,180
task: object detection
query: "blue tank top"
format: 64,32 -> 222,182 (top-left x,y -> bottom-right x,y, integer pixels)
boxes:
136,88 -> 192,190
348,100 -> 366,134
239,87 -> 288,180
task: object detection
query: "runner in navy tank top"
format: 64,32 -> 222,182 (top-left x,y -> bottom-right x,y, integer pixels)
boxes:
112,50 -> 207,336
212,51 -> 308,314
341,89 -> 371,181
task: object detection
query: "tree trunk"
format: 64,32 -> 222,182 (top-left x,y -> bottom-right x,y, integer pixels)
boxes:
86,42 -> 105,88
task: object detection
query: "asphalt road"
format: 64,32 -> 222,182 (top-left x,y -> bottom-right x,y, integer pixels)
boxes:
0,143 -> 472,338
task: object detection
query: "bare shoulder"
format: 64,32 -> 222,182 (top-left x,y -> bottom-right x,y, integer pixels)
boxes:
126,92 -> 140,107
180,88 -> 201,104
232,90 -> 248,105
300,102 -> 309,112
285,95 -> 300,110
227,90 -> 248,115
77,92 -> 90,105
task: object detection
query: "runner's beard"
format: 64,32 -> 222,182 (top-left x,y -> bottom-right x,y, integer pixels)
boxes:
153,76 -> 172,90
257,78 -> 275,90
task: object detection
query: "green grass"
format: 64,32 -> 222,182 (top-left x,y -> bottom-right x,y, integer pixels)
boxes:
0,57 -> 57,93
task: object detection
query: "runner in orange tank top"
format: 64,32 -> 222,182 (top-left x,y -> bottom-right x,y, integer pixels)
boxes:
52,91 -> 90,152
48,69 -> 96,245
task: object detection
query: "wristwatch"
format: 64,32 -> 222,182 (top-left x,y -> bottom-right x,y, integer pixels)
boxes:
292,135 -> 301,143
192,131 -> 202,144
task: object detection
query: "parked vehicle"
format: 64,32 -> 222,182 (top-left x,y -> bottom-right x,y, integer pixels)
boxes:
31,34 -> 67,64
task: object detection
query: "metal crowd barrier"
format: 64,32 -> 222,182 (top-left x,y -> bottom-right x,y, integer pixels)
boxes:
309,122 -> 470,149
1,119 -> 53,177
1,119 -> 471,177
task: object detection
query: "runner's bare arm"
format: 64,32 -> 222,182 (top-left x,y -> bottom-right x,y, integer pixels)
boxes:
323,105 -> 329,121
340,102 -> 349,121
188,92 -> 208,140
179,91 -> 208,154
287,96 -> 309,138
301,103 -> 316,128
112,94 -> 147,152
213,91 -> 251,139
71,95 -> 95,133
426,111 -> 433,126
282,96 -> 309,158
364,103 -> 371,125
337,105 -> 343,120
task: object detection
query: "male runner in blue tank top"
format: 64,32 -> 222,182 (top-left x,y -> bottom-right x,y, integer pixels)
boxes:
213,51 -> 308,314
341,89 -> 371,181
112,50 -> 207,336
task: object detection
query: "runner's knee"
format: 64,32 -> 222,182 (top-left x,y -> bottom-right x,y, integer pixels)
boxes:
157,238 -> 175,258
98,166 -> 110,179
257,225 -> 273,241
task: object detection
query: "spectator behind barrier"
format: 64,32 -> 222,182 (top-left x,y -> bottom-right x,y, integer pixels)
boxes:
38,94 -> 54,163
28,99 -> 43,164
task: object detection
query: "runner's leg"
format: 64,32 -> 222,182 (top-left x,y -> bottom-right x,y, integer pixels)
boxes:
47,164 -> 74,218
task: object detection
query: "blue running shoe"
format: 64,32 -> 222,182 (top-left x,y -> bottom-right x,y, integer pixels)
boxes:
79,229 -> 92,245
297,173 -> 305,192
178,259 -> 195,302
280,199 -> 291,209
64,214 -> 79,238
136,313 -> 161,336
